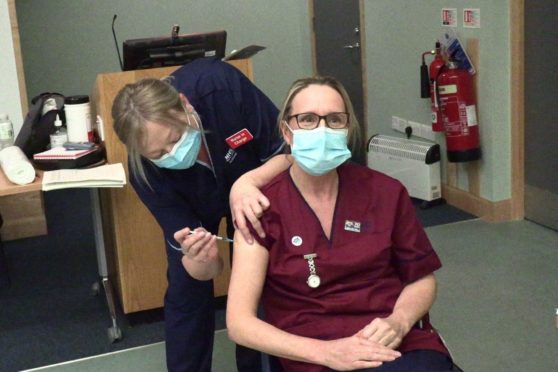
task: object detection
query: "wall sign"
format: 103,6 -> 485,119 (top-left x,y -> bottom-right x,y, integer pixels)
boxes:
441,8 -> 457,27
463,8 -> 481,28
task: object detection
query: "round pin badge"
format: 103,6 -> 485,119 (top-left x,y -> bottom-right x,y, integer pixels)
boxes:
291,236 -> 302,247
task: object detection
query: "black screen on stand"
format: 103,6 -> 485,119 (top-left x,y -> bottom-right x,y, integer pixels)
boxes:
122,30 -> 227,71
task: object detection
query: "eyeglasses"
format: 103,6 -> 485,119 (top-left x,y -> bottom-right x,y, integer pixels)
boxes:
287,112 -> 349,130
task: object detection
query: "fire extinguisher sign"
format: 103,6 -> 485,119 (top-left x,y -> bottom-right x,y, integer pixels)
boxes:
441,8 -> 457,27
463,8 -> 481,28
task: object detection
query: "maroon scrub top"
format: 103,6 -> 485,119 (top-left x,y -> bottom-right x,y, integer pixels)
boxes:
253,163 -> 449,372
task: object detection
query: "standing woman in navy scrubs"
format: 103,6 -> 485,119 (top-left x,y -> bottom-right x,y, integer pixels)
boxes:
227,76 -> 454,372
111,57 -> 289,372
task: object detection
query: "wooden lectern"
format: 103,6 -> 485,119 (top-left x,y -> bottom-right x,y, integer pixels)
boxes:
91,59 -> 253,314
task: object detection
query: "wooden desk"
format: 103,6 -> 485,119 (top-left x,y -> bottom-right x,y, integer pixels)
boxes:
0,169 -> 47,241
0,168 -> 44,287
0,169 -> 42,196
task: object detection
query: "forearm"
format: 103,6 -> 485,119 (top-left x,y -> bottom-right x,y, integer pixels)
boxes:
182,255 -> 223,281
235,154 -> 291,189
229,154 -> 292,241
228,313 -> 326,365
390,274 -> 437,333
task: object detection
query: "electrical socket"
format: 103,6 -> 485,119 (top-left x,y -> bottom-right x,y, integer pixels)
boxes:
419,123 -> 436,141
392,116 -> 406,135
408,121 -> 421,138
392,116 -> 436,142
398,117 -> 408,132
391,116 -> 400,131
391,116 -> 408,132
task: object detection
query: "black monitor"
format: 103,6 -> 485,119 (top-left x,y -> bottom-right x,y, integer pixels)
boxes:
122,29 -> 227,71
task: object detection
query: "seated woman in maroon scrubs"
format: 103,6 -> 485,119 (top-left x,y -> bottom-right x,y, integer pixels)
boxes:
227,76 -> 454,372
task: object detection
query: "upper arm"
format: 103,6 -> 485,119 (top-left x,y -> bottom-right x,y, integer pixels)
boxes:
227,229 -> 269,320
231,67 -> 284,161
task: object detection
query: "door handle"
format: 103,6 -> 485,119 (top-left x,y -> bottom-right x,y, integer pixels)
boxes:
343,42 -> 360,49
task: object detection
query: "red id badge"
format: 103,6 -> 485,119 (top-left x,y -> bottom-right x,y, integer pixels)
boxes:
225,128 -> 253,149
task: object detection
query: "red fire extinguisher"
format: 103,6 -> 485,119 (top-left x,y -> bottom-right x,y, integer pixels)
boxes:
437,60 -> 482,162
421,42 -> 446,132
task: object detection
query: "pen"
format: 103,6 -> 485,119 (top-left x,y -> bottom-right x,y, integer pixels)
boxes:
188,230 -> 233,243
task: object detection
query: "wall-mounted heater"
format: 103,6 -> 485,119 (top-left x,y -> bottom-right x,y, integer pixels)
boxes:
367,134 -> 442,203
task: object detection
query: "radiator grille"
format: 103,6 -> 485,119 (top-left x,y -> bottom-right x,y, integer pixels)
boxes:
368,135 -> 432,161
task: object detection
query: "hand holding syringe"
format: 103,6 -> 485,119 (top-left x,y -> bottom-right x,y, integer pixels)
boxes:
173,227 -> 232,260
173,227 -> 226,280
187,230 -> 233,243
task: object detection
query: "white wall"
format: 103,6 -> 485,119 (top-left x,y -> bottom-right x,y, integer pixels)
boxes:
0,0 -> 24,135
364,0 -> 512,202
16,0 -> 312,109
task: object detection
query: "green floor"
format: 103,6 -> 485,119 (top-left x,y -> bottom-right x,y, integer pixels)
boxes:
25,220 -> 558,372
428,219 -> 558,371
25,329 -> 234,372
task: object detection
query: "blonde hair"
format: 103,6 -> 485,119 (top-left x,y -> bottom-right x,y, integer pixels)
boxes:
111,77 -> 199,186
278,76 -> 363,159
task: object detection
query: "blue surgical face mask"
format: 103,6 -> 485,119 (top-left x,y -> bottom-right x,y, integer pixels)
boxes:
287,124 -> 352,176
151,127 -> 202,170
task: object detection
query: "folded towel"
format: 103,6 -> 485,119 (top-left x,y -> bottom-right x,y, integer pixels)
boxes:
0,146 -> 36,185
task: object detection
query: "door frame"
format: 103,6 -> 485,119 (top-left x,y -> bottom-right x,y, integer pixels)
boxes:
510,0 -> 524,220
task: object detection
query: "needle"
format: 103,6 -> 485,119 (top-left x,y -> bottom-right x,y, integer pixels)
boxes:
188,230 -> 233,243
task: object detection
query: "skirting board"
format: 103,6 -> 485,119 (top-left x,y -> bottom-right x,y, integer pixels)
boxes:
442,184 -> 515,223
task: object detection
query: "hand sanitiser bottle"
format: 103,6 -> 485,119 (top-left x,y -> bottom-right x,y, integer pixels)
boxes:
0,113 -> 15,150
50,114 -> 68,148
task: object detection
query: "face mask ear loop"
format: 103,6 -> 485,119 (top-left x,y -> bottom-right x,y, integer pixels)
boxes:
282,120 -> 297,150
186,112 -> 193,129
179,102 -> 193,126
184,108 -> 201,131
282,120 -> 294,134
180,99 -> 195,114
193,112 -> 203,131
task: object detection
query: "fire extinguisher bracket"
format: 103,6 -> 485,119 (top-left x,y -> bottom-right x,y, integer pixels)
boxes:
447,147 -> 482,163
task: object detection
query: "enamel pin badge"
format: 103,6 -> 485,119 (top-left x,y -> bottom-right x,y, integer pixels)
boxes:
224,148 -> 237,163
344,220 -> 361,233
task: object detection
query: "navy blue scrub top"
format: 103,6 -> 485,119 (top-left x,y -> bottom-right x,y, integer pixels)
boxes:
129,57 -> 284,247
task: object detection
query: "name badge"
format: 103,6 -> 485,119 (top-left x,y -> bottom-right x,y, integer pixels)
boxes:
226,128 -> 253,149
344,220 -> 361,233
